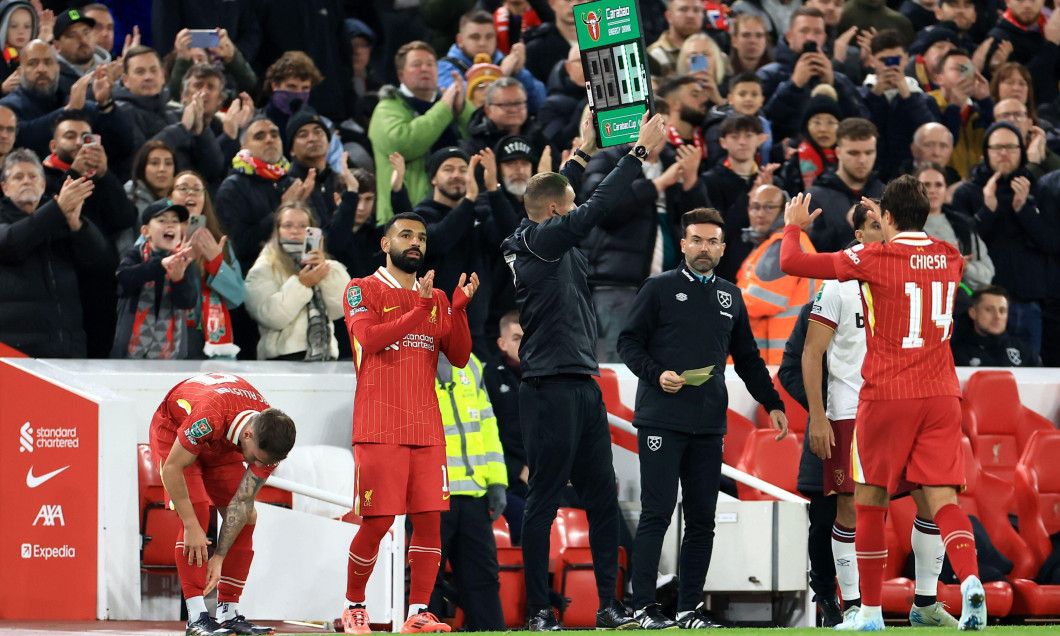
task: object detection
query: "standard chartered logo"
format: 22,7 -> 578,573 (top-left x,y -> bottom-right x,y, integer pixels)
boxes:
19,422 -> 32,453
17,423 -> 79,451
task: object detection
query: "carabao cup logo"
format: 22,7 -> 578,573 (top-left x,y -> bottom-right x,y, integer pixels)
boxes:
582,10 -> 602,41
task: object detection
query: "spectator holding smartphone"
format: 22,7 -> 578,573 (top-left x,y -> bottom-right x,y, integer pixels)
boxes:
925,48 -> 993,179
244,201 -> 350,361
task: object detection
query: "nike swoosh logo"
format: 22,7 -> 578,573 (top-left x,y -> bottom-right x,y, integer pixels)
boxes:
383,306 -> 399,312
442,492 -> 450,500
26,465 -> 70,488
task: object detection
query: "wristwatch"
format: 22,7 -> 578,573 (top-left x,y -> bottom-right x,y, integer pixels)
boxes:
632,145 -> 648,159
574,148 -> 592,162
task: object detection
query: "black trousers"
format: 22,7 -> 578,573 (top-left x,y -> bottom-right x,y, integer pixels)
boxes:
806,491 -> 838,598
429,495 -> 505,631
631,427 -> 724,611
519,376 -> 620,613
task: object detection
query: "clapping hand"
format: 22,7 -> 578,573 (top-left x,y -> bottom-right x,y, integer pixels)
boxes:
452,272 -> 480,311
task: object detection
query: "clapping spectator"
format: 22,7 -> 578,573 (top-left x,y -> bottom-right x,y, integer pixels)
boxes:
151,63 -> 227,187
168,170 -> 245,359
984,0 -> 1060,105
1,40 -> 131,161
369,41 -> 473,223
993,98 -> 1060,178
112,199 -> 200,359
244,201 -> 351,361
952,121 -> 1055,358
838,0 -> 915,47
438,10 -> 545,114
0,1 -> 36,93
0,149 -> 105,357
326,164 -> 383,279
287,100 -> 342,226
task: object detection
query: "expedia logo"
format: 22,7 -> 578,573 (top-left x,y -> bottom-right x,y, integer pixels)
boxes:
20,543 -> 76,559
581,10 -> 602,41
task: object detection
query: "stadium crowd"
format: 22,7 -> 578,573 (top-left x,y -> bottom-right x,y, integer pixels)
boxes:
3,0 -> 1060,633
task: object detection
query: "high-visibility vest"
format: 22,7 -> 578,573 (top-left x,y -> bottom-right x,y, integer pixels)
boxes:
436,354 -> 509,497
737,228 -> 821,364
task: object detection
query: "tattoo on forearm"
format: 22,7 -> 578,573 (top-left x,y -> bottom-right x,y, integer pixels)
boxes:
214,470 -> 265,558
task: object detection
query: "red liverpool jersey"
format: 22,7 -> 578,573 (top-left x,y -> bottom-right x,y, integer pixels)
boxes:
151,373 -> 276,477
344,267 -> 472,446
832,232 -> 964,401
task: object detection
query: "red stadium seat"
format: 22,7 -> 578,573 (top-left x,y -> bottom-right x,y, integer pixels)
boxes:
1012,428 -> 1060,617
960,370 -> 1054,484
137,443 -> 181,572
882,497 -> 915,613
724,409 -> 757,466
734,429 -> 801,500
492,517 -> 526,628
551,508 -> 627,627
594,367 -> 638,452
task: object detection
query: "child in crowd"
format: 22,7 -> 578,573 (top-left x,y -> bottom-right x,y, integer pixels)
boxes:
112,200 -> 199,359
703,73 -> 772,168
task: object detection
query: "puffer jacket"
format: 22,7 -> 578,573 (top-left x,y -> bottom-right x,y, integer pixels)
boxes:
244,246 -> 350,360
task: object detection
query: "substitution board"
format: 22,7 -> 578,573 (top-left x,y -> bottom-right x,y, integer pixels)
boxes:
574,0 -> 656,147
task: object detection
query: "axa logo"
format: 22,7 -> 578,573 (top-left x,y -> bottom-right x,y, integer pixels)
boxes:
33,505 -> 65,526
19,422 -> 32,452
581,10 -> 602,41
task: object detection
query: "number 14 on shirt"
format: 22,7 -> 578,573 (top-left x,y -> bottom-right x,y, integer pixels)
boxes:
902,281 -> 956,349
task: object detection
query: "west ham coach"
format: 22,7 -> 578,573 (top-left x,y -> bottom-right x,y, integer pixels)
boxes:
501,113 -> 666,631
617,207 -> 788,629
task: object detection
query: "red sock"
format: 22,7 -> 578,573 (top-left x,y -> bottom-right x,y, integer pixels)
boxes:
407,511 -> 442,608
175,502 -> 211,599
854,503 -> 888,607
347,515 -> 394,603
217,524 -> 254,604
934,503 -> 979,581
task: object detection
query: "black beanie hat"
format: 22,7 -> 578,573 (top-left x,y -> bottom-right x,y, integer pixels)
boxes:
799,94 -> 843,137
426,147 -> 470,179
285,99 -> 330,148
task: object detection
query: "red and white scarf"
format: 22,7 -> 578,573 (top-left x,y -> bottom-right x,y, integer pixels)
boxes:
666,125 -> 706,158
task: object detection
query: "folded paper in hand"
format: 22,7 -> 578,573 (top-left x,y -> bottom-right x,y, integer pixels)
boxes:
679,365 -> 714,386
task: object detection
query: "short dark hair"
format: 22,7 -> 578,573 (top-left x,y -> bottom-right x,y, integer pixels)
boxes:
870,29 -> 903,55
459,9 -> 493,30
852,199 -> 878,231
880,174 -> 929,232
658,74 -> 699,99
254,408 -> 297,462
719,114 -> 762,137
654,100 -> 671,117
499,310 -> 520,335
790,6 -> 825,27
971,285 -> 1009,306
122,45 -> 159,73
351,168 -> 375,196
836,117 -> 878,144
682,207 -> 726,240
181,63 -> 225,96
523,172 -> 572,219
52,109 -> 91,135
936,47 -> 971,76
395,40 -> 437,72
728,72 -> 761,92
383,211 -> 426,235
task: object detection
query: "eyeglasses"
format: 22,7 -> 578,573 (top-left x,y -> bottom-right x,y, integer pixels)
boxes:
995,112 -> 1027,123
987,144 -> 1020,153
748,203 -> 782,212
173,185 -> 205,194
490,100 -> 527,110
